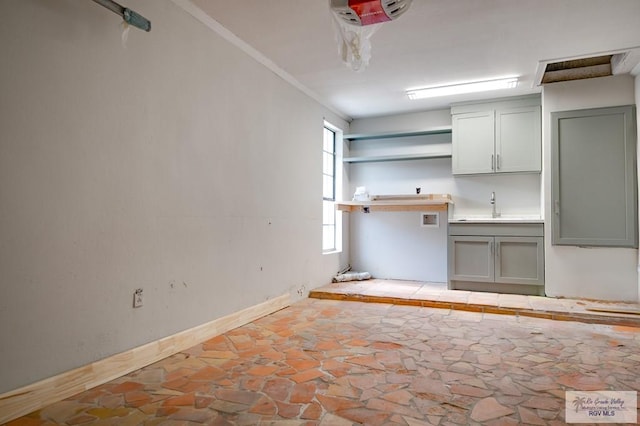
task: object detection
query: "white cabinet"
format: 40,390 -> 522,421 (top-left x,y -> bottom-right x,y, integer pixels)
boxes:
451,112 -> 494,174
451,97 -> 541,175
496,106 -> 542,173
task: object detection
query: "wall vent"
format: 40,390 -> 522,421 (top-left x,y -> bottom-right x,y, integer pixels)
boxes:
535,47 -> 640,86
541,55 -> 612,84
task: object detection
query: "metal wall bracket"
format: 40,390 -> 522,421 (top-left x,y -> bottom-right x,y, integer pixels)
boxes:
91,0 -> 151,32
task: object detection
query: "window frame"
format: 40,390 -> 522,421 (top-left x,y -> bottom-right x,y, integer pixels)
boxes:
322,121 -> 342,254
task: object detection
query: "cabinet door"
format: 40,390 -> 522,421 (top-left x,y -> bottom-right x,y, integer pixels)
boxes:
448,236 -> 494,282
551,105 -> 637,247
495,237 -> 544,285
495,106 -> 541,173
452,111 -> 495,175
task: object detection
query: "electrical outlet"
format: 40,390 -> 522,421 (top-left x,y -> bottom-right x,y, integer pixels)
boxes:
133,288 -> 143,308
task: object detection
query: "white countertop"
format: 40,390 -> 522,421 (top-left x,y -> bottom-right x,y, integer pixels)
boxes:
449,216 -> 543,224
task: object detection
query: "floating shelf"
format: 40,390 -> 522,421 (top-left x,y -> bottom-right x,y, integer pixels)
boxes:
343,126 -> 452,163
343,152 -> 452,163
336,194 -> 453,213
343,126 -> 452,141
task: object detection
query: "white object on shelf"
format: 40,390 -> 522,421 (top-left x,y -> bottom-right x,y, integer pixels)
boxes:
336,193 -> 453,213
352,186 -> 370,201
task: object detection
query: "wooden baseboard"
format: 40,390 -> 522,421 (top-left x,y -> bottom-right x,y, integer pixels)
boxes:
0,294 -> 290,424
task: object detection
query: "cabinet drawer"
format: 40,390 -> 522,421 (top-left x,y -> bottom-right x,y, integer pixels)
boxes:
449,223 -> 543,237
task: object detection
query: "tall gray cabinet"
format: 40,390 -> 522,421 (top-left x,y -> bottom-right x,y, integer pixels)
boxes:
551,105 -> 637,248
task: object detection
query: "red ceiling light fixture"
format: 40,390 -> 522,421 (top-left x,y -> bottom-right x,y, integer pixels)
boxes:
330,0 -> 412,71
331,0 -> 412,26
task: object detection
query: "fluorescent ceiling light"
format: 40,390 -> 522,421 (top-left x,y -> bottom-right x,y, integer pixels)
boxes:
407,77 -> 519,100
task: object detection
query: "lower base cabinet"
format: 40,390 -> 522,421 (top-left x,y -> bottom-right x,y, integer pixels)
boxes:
448,223 -> 544,295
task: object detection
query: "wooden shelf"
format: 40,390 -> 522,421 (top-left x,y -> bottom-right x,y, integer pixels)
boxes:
343,126 -> 452,141
343,152 -> 452,163
336,194 -> 453,213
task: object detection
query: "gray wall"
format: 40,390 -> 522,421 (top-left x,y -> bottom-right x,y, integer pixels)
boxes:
0,0 -> 347,393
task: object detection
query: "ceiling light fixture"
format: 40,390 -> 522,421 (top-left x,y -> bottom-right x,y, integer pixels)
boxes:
406,77 -> 519,100
330,0 -> 413,72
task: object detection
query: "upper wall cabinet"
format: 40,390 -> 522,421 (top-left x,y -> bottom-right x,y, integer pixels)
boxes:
451,111 -> 494,174
451,96 -> 541,175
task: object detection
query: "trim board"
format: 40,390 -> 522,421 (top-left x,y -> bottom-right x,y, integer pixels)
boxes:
0,293 -> 291,424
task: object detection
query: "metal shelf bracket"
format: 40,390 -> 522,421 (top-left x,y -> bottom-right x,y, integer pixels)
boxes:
91,0 -> 151,32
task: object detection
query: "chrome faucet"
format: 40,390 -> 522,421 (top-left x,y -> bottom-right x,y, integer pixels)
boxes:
490,191 -> 501,218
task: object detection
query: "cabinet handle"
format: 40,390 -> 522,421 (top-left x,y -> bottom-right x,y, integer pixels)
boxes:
497,154 -> 501,170
554,200 -> 560,215
491,154 -> 495,171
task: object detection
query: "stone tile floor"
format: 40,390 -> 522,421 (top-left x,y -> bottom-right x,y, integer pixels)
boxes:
5,297 -> 640,425
310,279 -> 640,328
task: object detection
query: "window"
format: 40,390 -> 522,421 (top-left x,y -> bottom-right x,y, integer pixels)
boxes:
323,123 -> 340,252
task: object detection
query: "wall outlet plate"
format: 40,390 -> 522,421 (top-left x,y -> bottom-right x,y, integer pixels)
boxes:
133,288 -> 143,308
421,212 -> 439,228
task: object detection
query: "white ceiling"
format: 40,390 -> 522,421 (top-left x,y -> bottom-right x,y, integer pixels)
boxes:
190,0 -> 640,120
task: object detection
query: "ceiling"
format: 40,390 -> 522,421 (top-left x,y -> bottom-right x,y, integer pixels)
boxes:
190,0 -> 640,120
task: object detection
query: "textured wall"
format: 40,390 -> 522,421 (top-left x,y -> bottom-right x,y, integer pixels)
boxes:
0,0 -> 347,393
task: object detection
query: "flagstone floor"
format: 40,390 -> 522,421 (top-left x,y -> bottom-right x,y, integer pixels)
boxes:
310,279 -> 640,328
6,297 -> 640,426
